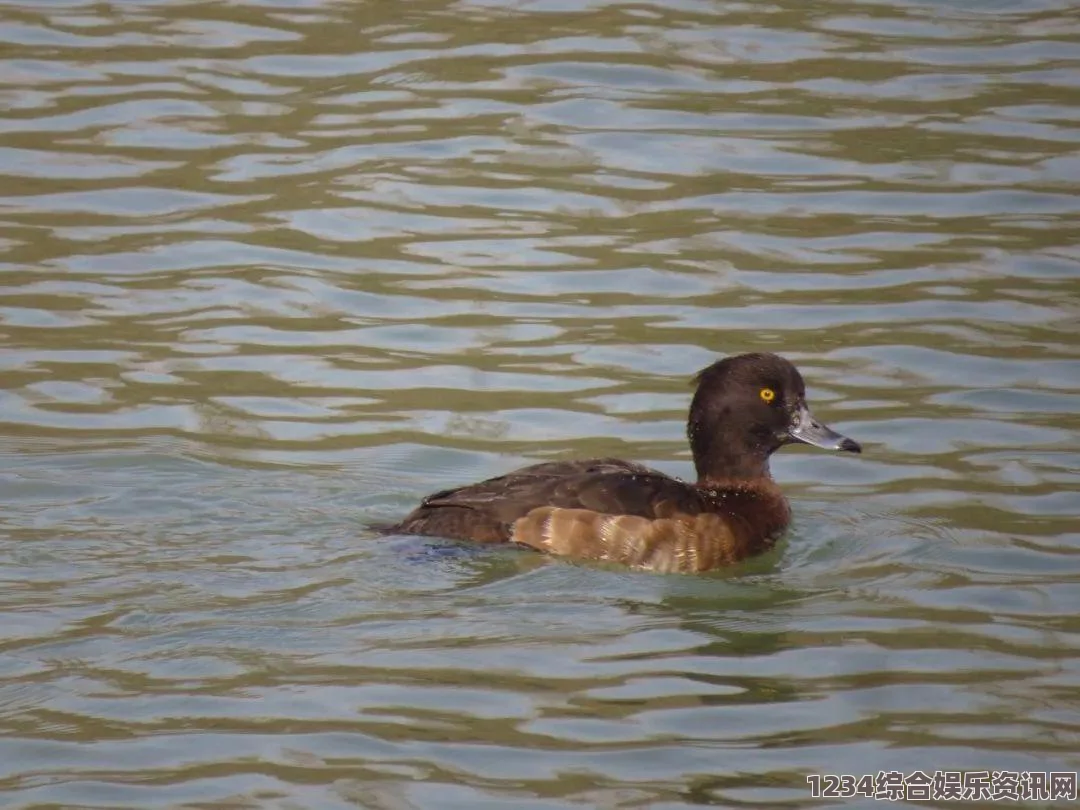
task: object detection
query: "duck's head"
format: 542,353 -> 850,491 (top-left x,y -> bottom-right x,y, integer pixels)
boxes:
688,352 -> 861,482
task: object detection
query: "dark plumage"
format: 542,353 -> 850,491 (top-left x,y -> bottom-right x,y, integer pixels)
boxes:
384,353 -> 861,573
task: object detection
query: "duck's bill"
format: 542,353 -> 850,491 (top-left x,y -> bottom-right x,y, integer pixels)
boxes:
787,404 -> 861,453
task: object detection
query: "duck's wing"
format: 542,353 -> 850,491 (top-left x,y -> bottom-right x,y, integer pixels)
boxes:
419,458 -> 652,508
384,457 -> 721,565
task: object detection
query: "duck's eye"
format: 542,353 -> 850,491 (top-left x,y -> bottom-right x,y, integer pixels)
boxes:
759,387 -> 776,403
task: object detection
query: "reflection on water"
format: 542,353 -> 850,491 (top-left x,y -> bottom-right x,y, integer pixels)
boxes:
1,0 -> 1078,807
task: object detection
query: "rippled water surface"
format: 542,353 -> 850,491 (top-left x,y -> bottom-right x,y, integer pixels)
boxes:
2,0 -> 1079,807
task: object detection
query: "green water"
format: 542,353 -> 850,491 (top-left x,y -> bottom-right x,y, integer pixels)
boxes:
1,0 -> 1078,807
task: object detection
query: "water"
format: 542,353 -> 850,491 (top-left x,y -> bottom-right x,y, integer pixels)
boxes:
1,0 -> 1078,807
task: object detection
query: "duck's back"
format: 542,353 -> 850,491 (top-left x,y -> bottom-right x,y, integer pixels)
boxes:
388,458 -> 678,539
385,458 -> 790,573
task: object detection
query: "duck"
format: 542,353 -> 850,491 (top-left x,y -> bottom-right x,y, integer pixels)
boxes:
384,352 -> 861,574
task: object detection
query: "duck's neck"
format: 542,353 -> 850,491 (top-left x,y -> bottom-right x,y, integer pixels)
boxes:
689,424 -> 772,483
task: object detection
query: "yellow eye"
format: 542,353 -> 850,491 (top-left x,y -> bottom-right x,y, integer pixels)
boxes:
760,387 -> 776,403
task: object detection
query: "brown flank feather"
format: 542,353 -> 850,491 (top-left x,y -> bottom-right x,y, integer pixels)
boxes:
510,479 -> 789,573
